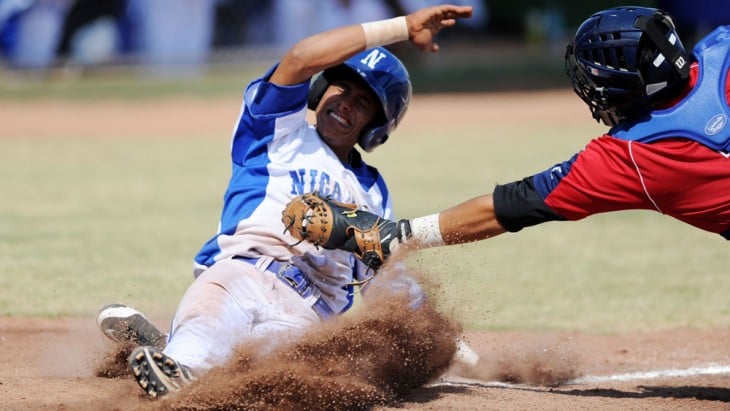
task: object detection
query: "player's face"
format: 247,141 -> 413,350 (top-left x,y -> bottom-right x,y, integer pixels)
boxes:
315,79 -> 380,161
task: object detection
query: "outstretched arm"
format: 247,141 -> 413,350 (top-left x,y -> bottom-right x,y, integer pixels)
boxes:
269,4 -> 473,86
282,192 -> 506,269
436,194 -> 507,244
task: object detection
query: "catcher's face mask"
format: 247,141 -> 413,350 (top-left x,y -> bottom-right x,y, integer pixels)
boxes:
565,6 -> 689,126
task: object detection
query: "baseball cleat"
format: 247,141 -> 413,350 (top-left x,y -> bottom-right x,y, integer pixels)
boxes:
129,346 -> 195,398
97,303 -> 167,350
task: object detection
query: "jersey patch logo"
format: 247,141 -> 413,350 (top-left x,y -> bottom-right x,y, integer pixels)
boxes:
705,114 -> 727,136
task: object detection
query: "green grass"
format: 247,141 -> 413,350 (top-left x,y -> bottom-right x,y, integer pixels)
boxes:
0,136 -> 229,317
1,91 -> 728,334
0,64 -> 266,101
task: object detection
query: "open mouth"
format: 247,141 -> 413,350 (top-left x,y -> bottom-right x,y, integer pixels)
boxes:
329,110 -> 351,128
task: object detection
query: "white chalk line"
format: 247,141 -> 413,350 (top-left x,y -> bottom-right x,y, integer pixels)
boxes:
570,364 -> 730,384
432,363 -> 730,390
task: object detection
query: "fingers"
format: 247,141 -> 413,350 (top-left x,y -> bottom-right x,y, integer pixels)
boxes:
302,251 -> 327,267
289,255 -> 314,275
293,252 -> 317,268
408,5 -> 471,53
439,18 -> 457,28
443,5 -> 473,19
434,5 -> 472,22
413,40 -> 437,52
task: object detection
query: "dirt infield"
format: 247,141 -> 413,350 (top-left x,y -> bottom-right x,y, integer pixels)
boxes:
1,90 -> 728,410
0,315 -> 728,410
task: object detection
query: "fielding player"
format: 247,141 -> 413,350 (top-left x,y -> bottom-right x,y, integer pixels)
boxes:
285,7 -> 730,269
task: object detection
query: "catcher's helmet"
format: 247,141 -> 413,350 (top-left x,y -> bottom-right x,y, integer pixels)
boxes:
308,47 -> 412,152
565,6 -> 690,126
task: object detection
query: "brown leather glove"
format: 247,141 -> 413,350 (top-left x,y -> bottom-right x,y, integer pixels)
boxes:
281,192 -> 410,269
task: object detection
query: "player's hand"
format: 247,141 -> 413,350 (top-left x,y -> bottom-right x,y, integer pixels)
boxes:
383,266 -> 427,310
290,252 -> 344,285
406,5 -> 473,52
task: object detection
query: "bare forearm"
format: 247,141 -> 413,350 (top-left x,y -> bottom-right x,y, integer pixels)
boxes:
406,194 -> 506,249
438,194 -> 506,244
269,5 -> 472,86
270,26 -> 366,85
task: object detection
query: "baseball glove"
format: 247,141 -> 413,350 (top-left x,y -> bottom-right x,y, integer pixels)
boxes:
281,192 -> 409,269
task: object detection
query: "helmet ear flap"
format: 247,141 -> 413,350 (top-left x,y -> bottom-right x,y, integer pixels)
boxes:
308,74 -> 329,110
634,12 -> 690,80
358,125 -> 389,152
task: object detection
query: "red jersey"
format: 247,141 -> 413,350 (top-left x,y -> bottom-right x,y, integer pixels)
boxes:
493,63 -> 730,239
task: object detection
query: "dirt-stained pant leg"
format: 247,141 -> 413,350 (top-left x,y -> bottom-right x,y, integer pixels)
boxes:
163,258 -> 320,372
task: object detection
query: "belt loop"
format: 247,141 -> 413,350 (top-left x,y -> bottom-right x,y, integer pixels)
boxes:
254,256 -> 274,272
276,262 -> 294,278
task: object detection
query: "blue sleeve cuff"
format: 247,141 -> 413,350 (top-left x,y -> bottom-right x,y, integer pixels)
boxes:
246,63 -> 310,115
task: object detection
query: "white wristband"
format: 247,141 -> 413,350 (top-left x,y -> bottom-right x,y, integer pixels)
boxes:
410,213 -> 445,249
361,16 -> 409,49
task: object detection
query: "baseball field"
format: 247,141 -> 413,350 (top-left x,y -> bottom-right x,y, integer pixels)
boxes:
1,66 -> 728,410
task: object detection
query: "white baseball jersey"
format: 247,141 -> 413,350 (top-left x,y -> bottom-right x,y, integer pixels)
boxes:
193,64 -> 393,314
160,63 -> 430,373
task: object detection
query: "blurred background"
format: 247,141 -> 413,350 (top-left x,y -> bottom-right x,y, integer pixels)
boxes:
2,0 -> 730,328
1,0 -> 728,92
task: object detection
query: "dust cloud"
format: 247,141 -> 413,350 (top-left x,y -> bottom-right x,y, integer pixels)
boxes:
158,294 -> 459,410
93,266 -> 583,410
95,270 -> 461,410
451,333 -> 582,387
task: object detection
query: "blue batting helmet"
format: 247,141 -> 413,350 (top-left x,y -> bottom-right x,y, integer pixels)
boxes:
308,47 -> 412,152
565,6 -> 690,126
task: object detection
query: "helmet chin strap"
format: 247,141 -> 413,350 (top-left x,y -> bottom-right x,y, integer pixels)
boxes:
633,12 -> 690,80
